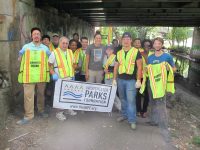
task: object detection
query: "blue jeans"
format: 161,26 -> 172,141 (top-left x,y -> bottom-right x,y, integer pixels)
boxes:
117,78 -> 137,123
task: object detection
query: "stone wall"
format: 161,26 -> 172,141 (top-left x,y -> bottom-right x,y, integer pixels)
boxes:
0,0 -> 94,129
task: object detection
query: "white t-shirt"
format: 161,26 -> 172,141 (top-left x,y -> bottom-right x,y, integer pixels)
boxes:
49,51 -> 72,79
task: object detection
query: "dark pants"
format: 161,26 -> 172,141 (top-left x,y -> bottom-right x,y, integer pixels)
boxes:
75,73 -> 86,82
45,78 -> 55,107
147,81 -> 171,143
136,85 -> 149,114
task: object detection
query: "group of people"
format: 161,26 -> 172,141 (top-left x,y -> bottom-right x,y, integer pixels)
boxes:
17,27 -> 176,142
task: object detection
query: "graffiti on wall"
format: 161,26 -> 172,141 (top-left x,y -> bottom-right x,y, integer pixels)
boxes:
19,11 -> 65,44
0,71 -> 9,89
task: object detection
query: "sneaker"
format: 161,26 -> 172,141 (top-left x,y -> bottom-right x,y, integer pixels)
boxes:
38,112 -> 49,118
56,111 -> 66,121
65,110 -> 77,116
131,123 -> 136,130
117,116 -> 127,122
16,118 -> 31,125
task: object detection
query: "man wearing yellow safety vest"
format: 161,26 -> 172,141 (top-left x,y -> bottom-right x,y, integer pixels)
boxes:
48,36 -> 77,121
17,27 -> 51,125
49,33 -> 60,52
74,37 -> 88,81
113,32 -> 143,130
142,37 -> 176,144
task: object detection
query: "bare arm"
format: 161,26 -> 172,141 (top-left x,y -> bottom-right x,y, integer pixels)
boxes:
85,54 -> 90,81
136,58 -> 142,81
48,62 -> 55,75
18,56 -> 22,62
113,62 -> 119,80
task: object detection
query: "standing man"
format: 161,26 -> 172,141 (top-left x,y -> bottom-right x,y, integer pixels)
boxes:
49,36 -> 77,121
85,33 -> 105,83
17,27 -> 51,125
49,33 -> 59,51
113,32 -> 142,130
74,37 -> 88,81
146,37 -> 176,142
139,37 -> 176,147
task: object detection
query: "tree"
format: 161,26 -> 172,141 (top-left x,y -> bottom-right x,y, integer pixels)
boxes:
113,26 -> 157,40
165,27 -> 190,47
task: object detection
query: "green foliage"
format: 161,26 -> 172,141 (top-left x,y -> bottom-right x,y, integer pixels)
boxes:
113,26 -> 158,40
191,45 -> 200,51
165,27 -> 191,47
192,136 -> 200,146
169,45 -> 189,53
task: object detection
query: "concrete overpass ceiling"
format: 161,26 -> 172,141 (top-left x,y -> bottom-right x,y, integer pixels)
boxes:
35,0 -> 200,26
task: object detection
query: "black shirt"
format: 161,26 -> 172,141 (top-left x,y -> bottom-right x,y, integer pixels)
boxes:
116,49 -> 142,80
77,41 -> 82,49
114,45 -> 122,55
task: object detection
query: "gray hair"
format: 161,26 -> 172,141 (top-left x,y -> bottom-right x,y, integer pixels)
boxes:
59,36 -> 69,44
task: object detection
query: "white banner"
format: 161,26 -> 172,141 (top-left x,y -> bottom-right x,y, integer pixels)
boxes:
53,79 -> 117,112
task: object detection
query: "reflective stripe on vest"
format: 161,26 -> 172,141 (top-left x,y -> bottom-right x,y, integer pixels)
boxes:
117,47 -> 138,75
80,50 -> 86,73
103,54 -> 116,80
74,48 -> 81,64
18,49 -> 50,83
49,42 -> 55,52
140,62 -> 175,99
54,48 -> 74,78
166,63 -> 175,94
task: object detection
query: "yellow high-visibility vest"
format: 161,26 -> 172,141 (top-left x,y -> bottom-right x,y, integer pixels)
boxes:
117,47 -> 138,74
49,42 -> 55,52
140,62 -> 175,99
74,48 -> 81,64
103,54 -> 116,80
74,48 -> 86,73
54,48 -> 74,78
18,49 -> 50,83
138,48 -> 144,53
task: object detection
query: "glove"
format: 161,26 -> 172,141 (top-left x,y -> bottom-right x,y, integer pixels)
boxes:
52,73 -> 59,81
135,80 -> 141,88
112,79 -> 117,86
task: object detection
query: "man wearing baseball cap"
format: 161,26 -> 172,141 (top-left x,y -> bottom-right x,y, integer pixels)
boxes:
49,33 -> 60,51
113,32 -> 142,130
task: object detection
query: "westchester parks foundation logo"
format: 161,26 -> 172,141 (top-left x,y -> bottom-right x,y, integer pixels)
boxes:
63,83 -> 84,99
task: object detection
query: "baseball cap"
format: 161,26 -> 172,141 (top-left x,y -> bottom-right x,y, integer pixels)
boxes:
122,32 -> 132,38
52,33 -> 59,37
105,44 -> 114,50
